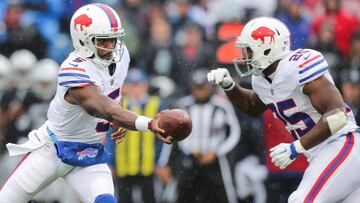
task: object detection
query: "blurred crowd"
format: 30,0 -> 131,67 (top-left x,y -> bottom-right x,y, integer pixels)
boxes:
1,0 -> 360,203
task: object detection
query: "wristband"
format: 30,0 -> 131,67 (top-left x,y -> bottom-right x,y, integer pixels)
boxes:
290,140 -> 305,159
135,116 -> 152,131
222,81 -> 235,91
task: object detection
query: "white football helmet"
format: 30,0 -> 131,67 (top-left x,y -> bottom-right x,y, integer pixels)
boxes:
10,49 -> 37,71
70,3 -> 125,66
10,49 -> 37,90
30,59 -> 59,100
234,17 -> 291,77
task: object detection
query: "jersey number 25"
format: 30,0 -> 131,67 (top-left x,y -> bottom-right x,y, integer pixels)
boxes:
267,98 -> 316,139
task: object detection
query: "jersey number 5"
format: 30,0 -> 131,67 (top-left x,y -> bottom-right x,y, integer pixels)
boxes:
267,99 -> 315,139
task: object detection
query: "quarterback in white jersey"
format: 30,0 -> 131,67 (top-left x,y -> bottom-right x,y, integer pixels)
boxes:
0,3 -> 171,203
208,17 -> 360,202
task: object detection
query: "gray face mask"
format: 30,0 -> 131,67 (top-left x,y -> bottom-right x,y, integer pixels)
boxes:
233,47 -> 262,77
88,35 -> 125,67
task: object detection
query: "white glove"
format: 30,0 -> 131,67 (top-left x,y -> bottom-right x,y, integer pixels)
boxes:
207,68 -> 235,91
269,140 -> 305,169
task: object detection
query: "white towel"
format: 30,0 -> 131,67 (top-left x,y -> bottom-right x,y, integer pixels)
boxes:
6,130 -> 48,156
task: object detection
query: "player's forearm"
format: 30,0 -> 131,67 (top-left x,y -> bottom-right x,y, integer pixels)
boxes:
225,84 -> 267,116
298,118 -> 332,150
81,95 -> 138,130
299,108 -> 347,150
105,105 -> 138,130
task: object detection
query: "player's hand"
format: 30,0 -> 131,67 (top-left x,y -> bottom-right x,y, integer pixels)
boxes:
110,123 -> 127,144
149,117 -> 173,145
270,143 -> 300,169
199,151 -> 217,165
207,68 -> 235,90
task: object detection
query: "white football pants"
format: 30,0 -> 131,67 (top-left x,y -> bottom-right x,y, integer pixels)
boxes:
289,132 -> 360,203
0,141 -> 114,203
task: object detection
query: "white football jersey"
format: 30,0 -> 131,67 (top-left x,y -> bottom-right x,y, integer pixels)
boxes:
39,48 -> 130,143
252,49 -> 358,157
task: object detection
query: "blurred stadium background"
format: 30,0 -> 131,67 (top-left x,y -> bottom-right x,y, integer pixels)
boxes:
1,0 -> 360,203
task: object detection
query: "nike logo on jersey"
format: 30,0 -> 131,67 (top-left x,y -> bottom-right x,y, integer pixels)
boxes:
303,53 -> 311,60
69,63 -> 78,67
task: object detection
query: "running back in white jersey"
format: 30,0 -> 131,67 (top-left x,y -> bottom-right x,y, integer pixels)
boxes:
40,47 -> 130,143
252,49 -> 358,157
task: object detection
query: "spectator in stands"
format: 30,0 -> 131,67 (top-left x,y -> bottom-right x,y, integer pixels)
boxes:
340,69 -> 360,124
171,23 -> 214,93
0,3 -> 46,58
121,0 -> 149,64
347,30 -> 360,71
167,0 -> 194,44
312,0 -> 359,56
0,1 -> 8,44
309,21 -> 344,84
277,0 -> 311,50
123,0 -> 148,33
188,0 -> 217,40
21,0 -> 64,44
140,17 -> 174,77
340,0 -> 360,23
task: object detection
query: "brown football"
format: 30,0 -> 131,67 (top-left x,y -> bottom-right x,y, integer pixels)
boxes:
157,109 -> 192,141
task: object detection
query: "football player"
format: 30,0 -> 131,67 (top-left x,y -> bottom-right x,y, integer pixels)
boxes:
208,17 -> 360,202
0,3 -> 171,203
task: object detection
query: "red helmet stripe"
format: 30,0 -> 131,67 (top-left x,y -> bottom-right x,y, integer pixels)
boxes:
96,4 -> 118,29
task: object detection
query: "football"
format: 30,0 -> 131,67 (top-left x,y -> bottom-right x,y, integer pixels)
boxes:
157,109 -> 192,141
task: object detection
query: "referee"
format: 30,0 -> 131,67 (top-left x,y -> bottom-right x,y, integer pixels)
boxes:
165,69 -> 241,203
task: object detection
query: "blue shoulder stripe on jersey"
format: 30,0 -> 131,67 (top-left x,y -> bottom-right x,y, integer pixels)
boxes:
59,80 -> 94,86
299,67 -> 328,84
58,73 -> 90,79
299,59 -> 325,74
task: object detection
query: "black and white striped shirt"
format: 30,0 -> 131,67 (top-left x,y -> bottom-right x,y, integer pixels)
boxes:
176,95 -> 241,156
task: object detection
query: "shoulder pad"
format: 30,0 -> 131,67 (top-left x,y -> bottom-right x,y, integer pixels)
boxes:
288,49 -> 328,85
